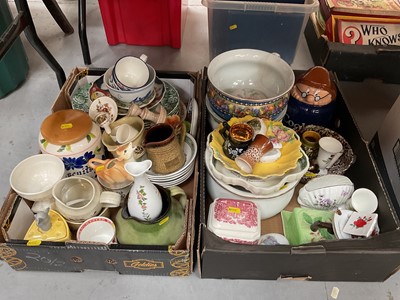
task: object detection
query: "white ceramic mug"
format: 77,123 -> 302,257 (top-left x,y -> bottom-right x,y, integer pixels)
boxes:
317,136 -> 343,169
347,188 -> 378,214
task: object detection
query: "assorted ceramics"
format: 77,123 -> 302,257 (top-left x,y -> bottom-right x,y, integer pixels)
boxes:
205,148 -> 298,219
207,136 -> 309,195
10,154 -> 65,202
207,198 -> 261,244
210,115 -> 302,178
38,109 -> 105,178
207,49 -> 295,120
101,116 -> 145,157
297,174 -> 354,210
297,125 -> 355,182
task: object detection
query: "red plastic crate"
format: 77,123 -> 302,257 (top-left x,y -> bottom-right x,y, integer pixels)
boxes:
98,0 -> 188,48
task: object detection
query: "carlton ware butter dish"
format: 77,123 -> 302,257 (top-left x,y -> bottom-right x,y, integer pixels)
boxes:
207,198 -> 261,244
297,174 -> 354,210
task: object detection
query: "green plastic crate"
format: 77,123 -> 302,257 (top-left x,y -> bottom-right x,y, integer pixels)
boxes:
0,0 -> 29,99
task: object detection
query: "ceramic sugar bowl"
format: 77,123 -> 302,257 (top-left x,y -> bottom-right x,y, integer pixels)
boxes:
39,109 -> 105,177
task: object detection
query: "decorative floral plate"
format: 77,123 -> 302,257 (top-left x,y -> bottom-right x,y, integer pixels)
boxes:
153,80 -> 180,116
210,115 -> 302,178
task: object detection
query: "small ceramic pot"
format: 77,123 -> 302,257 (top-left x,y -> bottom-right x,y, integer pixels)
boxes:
39,109 -> 105,178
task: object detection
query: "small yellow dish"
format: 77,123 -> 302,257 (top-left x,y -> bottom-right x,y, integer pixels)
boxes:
24,209 -> 71,242
210,115 -> 302,178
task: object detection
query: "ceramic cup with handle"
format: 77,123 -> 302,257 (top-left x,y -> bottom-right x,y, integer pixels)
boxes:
52,175 -> 121,222
220,121 -> 254,160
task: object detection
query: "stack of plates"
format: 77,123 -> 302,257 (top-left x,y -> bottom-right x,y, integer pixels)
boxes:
144,133 -> 198,188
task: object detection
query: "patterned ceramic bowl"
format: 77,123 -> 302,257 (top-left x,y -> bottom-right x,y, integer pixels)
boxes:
207,49 -> 295,120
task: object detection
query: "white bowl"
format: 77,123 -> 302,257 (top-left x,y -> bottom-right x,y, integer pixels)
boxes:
297,174 -> 354,210
77,216 -> 116,244
104,66 -> 156,106
205,149 -> 296,220
10,154 -> 65,202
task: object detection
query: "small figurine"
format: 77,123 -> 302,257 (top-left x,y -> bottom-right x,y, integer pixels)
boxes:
283,66 -> 337,130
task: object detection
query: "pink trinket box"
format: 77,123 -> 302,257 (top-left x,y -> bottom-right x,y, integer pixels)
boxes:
207,198 -> 261,244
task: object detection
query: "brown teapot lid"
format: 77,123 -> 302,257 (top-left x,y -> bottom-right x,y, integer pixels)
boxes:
40,109 -> 92,145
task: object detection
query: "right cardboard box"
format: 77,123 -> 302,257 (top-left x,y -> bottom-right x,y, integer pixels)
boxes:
304,14 -> 400,84
197,72 -> 400,281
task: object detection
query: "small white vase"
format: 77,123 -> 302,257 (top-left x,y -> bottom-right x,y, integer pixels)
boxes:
124,160 -> 162,221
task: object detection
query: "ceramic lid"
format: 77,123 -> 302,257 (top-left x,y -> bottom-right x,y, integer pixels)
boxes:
40,109 -> 92,145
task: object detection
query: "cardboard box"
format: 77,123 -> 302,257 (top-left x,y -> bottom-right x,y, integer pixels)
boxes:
304,14 -> 400,84
197,73 -> 400,281
0,68 -> 201,276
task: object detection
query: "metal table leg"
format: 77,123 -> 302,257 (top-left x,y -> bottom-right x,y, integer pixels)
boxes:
78,0 -> 91,65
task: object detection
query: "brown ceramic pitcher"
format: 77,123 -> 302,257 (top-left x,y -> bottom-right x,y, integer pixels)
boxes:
143,123 -> 186,174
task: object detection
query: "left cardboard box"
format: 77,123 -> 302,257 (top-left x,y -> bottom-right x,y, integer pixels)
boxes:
0,67 -> 200,276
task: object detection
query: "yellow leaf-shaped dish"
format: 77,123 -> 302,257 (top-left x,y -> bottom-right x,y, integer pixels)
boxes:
210,115 -> 302,178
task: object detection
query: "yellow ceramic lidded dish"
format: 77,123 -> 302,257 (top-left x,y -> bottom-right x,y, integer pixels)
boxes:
210,115 -> 302,178
24,209 -> 71,242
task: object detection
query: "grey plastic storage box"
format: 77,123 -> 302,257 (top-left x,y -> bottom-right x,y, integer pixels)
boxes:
202,0 -> 319,64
